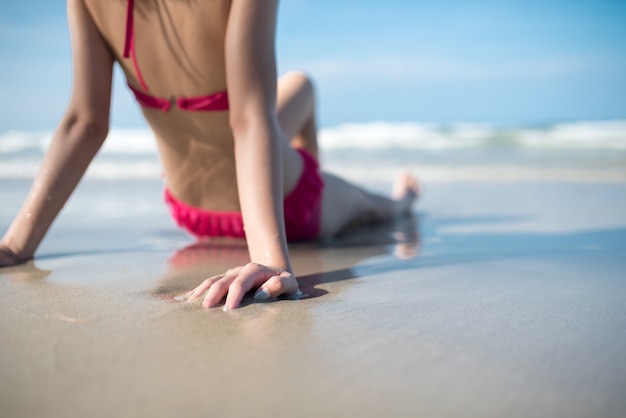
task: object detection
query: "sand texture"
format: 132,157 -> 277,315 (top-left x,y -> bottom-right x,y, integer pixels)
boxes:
1,179 -> 626,418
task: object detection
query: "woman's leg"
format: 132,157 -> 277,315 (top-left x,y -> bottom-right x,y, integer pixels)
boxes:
276,71 -> 419,238
319,172 -> 419,238
276,71 -> 319,160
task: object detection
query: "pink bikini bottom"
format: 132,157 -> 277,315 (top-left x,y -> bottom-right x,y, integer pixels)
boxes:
164,149 -> 324,241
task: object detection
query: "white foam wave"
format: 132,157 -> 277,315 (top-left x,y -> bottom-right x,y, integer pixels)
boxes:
0,128 -> 157,155
0,130 -> 53,154
0,128 -> 161,179
518,120 -> 626,150
1,121 -> 625,180
319,122 -> 488,150
2,120 -> 625,155
320,120 -> 626,150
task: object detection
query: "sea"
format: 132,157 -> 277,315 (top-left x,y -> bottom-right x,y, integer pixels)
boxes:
1,120 -> 625,184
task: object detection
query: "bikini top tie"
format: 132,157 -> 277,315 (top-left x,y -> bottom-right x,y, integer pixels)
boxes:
123,0 -> 229,112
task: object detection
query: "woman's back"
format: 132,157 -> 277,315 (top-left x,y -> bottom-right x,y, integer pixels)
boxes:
85,0 -> 240,210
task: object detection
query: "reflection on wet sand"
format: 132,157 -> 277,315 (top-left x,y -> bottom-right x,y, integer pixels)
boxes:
153,214 -> 421,305
0,260 -> 51,282
139,215 -> 423,393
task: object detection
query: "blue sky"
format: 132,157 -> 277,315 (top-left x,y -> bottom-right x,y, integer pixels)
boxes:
0,0 -> 625,130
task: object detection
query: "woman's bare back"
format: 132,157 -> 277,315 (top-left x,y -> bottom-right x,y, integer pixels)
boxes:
85,0 -> 241,210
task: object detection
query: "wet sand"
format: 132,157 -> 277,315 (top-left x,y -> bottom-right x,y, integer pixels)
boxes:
1,179 -> 625,418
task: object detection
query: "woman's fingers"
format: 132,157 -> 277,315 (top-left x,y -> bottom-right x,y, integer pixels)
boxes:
222,263 -> 278,311
185,275 -> 222,303
253,271 -> 300,301
183,263 -> 300,310
200,267 -> 241,308
202,279 -> 233,308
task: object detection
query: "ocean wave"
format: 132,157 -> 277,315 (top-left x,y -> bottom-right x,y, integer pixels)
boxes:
319,122 -> 487,150
517,120 -> 626,150
319,120 -> 626,150
0,128 -> 157,155
1,120 -> 625,155
1,121 -> 625,181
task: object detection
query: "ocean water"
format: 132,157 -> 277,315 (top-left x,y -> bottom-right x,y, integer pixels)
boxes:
1,120 -> 625,183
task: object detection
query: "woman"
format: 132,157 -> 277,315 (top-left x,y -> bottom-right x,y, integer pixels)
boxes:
0,0 -> 418,310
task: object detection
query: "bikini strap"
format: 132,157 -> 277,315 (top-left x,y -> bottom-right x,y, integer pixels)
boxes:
123,0 -> 134,58
177,92 -> 229,111
127,82 -> 172,112
123,0 -> 150,91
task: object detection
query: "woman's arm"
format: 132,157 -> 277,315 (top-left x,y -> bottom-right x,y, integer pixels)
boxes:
185,0 -> 299,310
0,0 -> 114,266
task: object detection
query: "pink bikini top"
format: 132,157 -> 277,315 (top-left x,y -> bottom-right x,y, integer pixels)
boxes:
123,0 -> 229,112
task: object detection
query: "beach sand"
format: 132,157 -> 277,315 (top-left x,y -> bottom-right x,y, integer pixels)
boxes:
1,178 -> 625,417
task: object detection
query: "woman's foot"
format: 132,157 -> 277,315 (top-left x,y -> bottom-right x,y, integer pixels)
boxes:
392,172 -> 420,216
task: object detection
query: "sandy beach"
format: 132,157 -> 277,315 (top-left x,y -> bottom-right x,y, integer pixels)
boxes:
1,177 -> 625,418
2,0 -> 625,413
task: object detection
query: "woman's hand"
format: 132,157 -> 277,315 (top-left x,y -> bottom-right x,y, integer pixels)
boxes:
181,263 -> 300,311
0,245 -> 25,267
